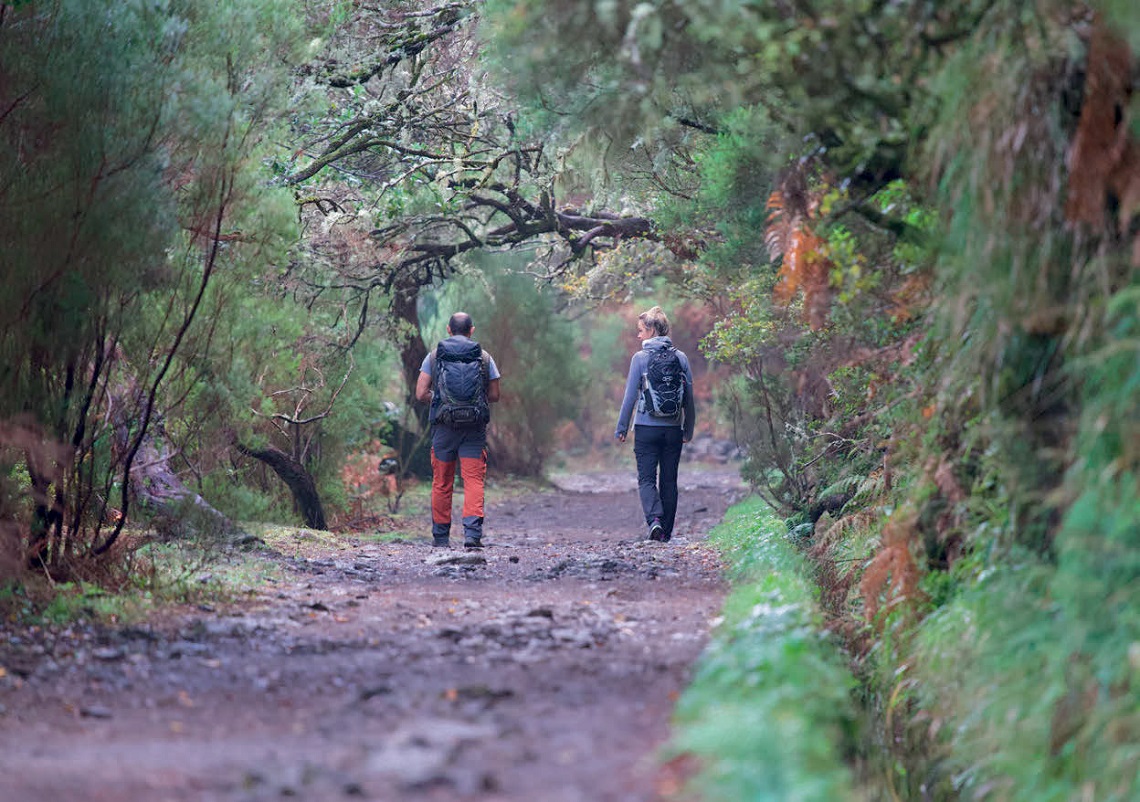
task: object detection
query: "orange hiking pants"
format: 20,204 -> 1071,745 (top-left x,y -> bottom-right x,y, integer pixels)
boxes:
431,448 -> 486,541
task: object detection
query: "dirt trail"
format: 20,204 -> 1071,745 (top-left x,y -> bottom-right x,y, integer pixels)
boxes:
0,468 -> 745,802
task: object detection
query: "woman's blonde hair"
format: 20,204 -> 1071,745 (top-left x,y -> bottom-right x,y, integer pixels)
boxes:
639,305 -> 669,337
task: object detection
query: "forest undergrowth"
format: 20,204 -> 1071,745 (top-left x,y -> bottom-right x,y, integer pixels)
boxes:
669,498 -> 865,801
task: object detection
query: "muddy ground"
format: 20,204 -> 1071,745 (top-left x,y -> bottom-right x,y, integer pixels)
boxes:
0,467 -> 746,802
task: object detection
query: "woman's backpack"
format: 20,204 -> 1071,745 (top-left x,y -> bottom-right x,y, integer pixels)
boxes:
641,347 -> 685,418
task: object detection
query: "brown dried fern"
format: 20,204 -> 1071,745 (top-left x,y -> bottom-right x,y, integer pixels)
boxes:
765,187 -> 834,330
810,508 -> 878,562
1066,19 -> 1140,264
860,512 -> 926,627
888,273 -> 933,322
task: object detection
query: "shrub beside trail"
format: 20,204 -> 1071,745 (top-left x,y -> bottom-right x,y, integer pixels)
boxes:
670,497 -> 865,802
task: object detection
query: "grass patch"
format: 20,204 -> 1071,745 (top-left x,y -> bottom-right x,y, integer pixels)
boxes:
245,522 -> 355,558
36,581 -> 148,625
670,497 -> 865,802
356,530 -> 417,543
2,537 -> 250,627
1,522 -> 332,627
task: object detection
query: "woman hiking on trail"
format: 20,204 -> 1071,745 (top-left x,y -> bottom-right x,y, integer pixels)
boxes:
614,305 -> 696,542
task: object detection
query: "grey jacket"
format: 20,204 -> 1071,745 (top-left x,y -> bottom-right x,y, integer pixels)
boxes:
615,336 -> 696,441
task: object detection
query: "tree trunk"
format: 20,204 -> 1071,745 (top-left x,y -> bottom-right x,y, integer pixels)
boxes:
26,463 -> 60,567
391,281 -> 430,429
98,379 -> 243,552
235,443 -> 328,530
128,422 -> 243,541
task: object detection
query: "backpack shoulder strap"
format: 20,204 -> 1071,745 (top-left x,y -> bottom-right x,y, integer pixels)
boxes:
638,349 -> 650,384
428,347 -> 443,397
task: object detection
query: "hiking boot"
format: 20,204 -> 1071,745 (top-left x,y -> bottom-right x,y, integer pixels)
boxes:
432,535 -> 450,548
648,519 -> 666,541
463,535 -> 483,549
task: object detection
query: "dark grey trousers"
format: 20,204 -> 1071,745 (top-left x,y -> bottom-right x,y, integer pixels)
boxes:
633,424 -> 684,537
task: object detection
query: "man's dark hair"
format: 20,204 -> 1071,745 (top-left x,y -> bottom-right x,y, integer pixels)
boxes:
448,312 -> 474,336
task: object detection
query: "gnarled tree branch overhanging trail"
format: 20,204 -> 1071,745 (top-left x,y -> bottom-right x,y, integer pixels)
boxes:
0,468 -> 745,801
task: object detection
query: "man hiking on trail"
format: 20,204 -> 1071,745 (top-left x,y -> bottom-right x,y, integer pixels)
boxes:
614,305 -> 696,542
415,312 -> 501,549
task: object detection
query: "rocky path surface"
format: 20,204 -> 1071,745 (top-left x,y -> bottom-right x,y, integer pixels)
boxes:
0,468 -> 745,802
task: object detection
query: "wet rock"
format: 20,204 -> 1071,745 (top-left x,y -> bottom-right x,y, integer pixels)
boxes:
2,655 -> 39,678
426,553 -> 487,567
202,619 -> 249,637
366,718 -> 497,788
163,641 -> 212,659
449,684 -> 514,704
359,685 -> 392,701
117,626 -> 159,642
432,565 -> 487,579
530,556 -> 636,581
92,647 -> 126,662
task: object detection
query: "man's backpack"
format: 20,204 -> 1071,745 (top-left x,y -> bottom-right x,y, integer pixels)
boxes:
431,338 -> 490,430
641,346 -> 685,418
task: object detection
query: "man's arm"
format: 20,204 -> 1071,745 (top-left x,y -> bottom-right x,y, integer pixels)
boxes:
483,352 -> 500,403
415,371 -> 432,403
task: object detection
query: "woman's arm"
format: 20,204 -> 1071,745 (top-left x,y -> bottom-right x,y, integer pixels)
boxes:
615,353 -> 642,441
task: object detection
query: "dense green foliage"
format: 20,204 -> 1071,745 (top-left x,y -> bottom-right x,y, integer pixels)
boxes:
0,0 -> 302,562
485,0 -> 1140,797
673,497 -> 860,801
